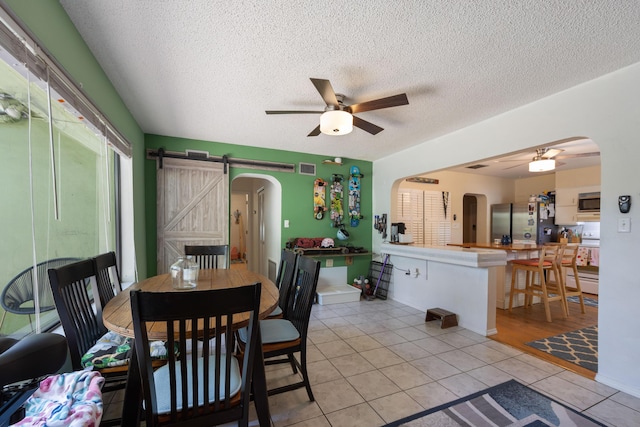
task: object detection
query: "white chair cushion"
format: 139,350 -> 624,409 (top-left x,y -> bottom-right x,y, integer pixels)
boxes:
237,319 -> 300,345
268,305 -> 283,317
153,355 -> 241,413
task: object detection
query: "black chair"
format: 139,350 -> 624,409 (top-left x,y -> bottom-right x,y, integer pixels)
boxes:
47,259 -> 130,396
238,255 -> 320,401
0,333 -> 68,425
184,245 -> 229,269
0,258 -> 81,332
267,249 -> 298,319
130,283 -> 262,427
93,251 -> 123,309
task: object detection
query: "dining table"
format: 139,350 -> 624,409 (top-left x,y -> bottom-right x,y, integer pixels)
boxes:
102,267 -> 279,426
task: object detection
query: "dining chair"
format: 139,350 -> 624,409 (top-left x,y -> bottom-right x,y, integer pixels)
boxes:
559,243 -> 586,313
93,251 -> 123,313
267,249 -> 298,319
508,244 -> 568,322
47,259 -> 130,399
129,283 -> 262,427
184,245 -> 229,269
237,255 -> 320,401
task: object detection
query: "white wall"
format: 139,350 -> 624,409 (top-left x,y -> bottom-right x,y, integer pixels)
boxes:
374,62 -> 640,396
395,170 -> 515,244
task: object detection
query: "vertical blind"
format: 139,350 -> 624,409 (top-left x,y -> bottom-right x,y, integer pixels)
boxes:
397,190 -> 451,245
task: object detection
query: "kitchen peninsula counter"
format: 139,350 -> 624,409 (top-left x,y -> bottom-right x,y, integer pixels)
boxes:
448,243 -> 542,309
447,243 -> 543,251
380,243 -> 507,336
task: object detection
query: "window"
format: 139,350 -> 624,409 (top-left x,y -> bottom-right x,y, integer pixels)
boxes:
397,190 -> 451,245
0,13 -> 129,338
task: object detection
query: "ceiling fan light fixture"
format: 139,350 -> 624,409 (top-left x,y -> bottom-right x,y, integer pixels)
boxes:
320,110 -> 352,135
529,158 -> 555,172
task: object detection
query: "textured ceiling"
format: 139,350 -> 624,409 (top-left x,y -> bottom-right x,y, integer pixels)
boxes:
60,1 -> 640,166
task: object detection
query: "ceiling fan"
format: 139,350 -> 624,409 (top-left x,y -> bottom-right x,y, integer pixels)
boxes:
500,147 -> 600,171
266,78 -> 409,136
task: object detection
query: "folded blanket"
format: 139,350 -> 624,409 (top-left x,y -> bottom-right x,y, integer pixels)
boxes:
12,369 -> 104,427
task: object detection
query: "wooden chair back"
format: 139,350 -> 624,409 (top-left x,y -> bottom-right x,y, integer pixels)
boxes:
285,256 -> 321,338
47,259 -> 104,370
276,249 -> 298,315
130,283 -> 261,426
184,245 -> 229,269
93,251 -> 123,311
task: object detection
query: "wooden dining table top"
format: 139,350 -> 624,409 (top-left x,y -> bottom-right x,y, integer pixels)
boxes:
102,268 -> 279,341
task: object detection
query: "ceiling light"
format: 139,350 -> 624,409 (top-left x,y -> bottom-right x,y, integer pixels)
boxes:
320,110 -> 352,136
529,158 -> 555,172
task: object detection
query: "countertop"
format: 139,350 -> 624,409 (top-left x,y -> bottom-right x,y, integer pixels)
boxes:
447,243 -> 543,251
381,242 -> 507,267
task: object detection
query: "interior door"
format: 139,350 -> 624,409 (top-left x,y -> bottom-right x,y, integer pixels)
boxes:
157,158 -> 229,273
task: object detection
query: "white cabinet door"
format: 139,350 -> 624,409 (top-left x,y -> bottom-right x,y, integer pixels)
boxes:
555,188 -> 579,206
555,205 -> 577,225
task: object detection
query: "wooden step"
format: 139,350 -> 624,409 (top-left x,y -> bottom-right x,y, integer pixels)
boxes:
425,308 -> 458,329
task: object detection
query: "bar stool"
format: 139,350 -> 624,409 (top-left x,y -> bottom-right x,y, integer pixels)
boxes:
560,244 -> 586,313
508,244 -> 568,322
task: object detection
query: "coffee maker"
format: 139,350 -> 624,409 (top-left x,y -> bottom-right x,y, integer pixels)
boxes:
390,222 -> 406,243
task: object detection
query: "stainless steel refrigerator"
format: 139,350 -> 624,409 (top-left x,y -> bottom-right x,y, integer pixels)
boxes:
491,201 -> 557,244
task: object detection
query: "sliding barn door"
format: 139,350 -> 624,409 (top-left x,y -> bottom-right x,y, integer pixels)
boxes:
157,158 -> 229,273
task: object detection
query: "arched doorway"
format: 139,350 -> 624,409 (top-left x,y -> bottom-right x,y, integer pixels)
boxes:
231,174 -> 282,279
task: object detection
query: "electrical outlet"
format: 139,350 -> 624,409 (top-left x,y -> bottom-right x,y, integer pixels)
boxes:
325,258 -> 333,267
618,218 -> 631,233
415,268 -> 420,277
284,219 -> 290,228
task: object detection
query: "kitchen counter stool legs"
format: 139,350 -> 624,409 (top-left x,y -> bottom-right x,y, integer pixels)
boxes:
508,245 -> 568,322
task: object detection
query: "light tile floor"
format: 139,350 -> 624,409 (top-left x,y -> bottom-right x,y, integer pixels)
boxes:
103,298 -> 640,426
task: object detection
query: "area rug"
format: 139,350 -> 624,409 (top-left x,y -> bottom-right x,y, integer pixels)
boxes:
526,326 -> 598,373
567,295 -> 598,308
384,379 -> 605,426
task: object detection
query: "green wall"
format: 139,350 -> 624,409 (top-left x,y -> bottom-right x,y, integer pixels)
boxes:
145,134 -> 373,281
5,0 -> 148,278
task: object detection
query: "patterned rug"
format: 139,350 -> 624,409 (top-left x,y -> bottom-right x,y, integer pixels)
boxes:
526,326 -> 598,372
567,295 -> 598,308
384,379 -> 604,426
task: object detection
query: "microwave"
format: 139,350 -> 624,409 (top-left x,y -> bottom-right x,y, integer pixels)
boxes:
578,192 -> 600,212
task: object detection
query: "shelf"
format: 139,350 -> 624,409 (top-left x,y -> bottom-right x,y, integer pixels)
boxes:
304,251 -> 370,266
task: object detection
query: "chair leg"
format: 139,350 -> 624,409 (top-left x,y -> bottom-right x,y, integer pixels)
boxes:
299,346 -> 314,402
508,267 -> 518,312
287,353 -> 298,374
539,275 -> 552,323
572,265 -> 586,314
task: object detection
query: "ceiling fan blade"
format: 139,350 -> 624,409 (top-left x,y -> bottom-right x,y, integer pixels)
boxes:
555,152 -> 600,159
542,148 -> 564,159
353,116 -> 384,135
307,125 -> 321,137
502,162 -> 527,170
265,110 -> 323,115
349,93 -> 409,114
310,78 -> 339,107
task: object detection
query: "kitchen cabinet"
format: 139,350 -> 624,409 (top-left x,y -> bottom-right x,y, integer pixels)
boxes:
554,185 -> 600,225
555,187 -> 579,225
555,188 -> 579,206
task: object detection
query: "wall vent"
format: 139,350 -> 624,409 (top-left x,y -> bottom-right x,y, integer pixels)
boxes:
299,162 -> 316,176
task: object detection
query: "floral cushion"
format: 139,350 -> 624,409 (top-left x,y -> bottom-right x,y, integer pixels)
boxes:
81,331 -> 171,369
